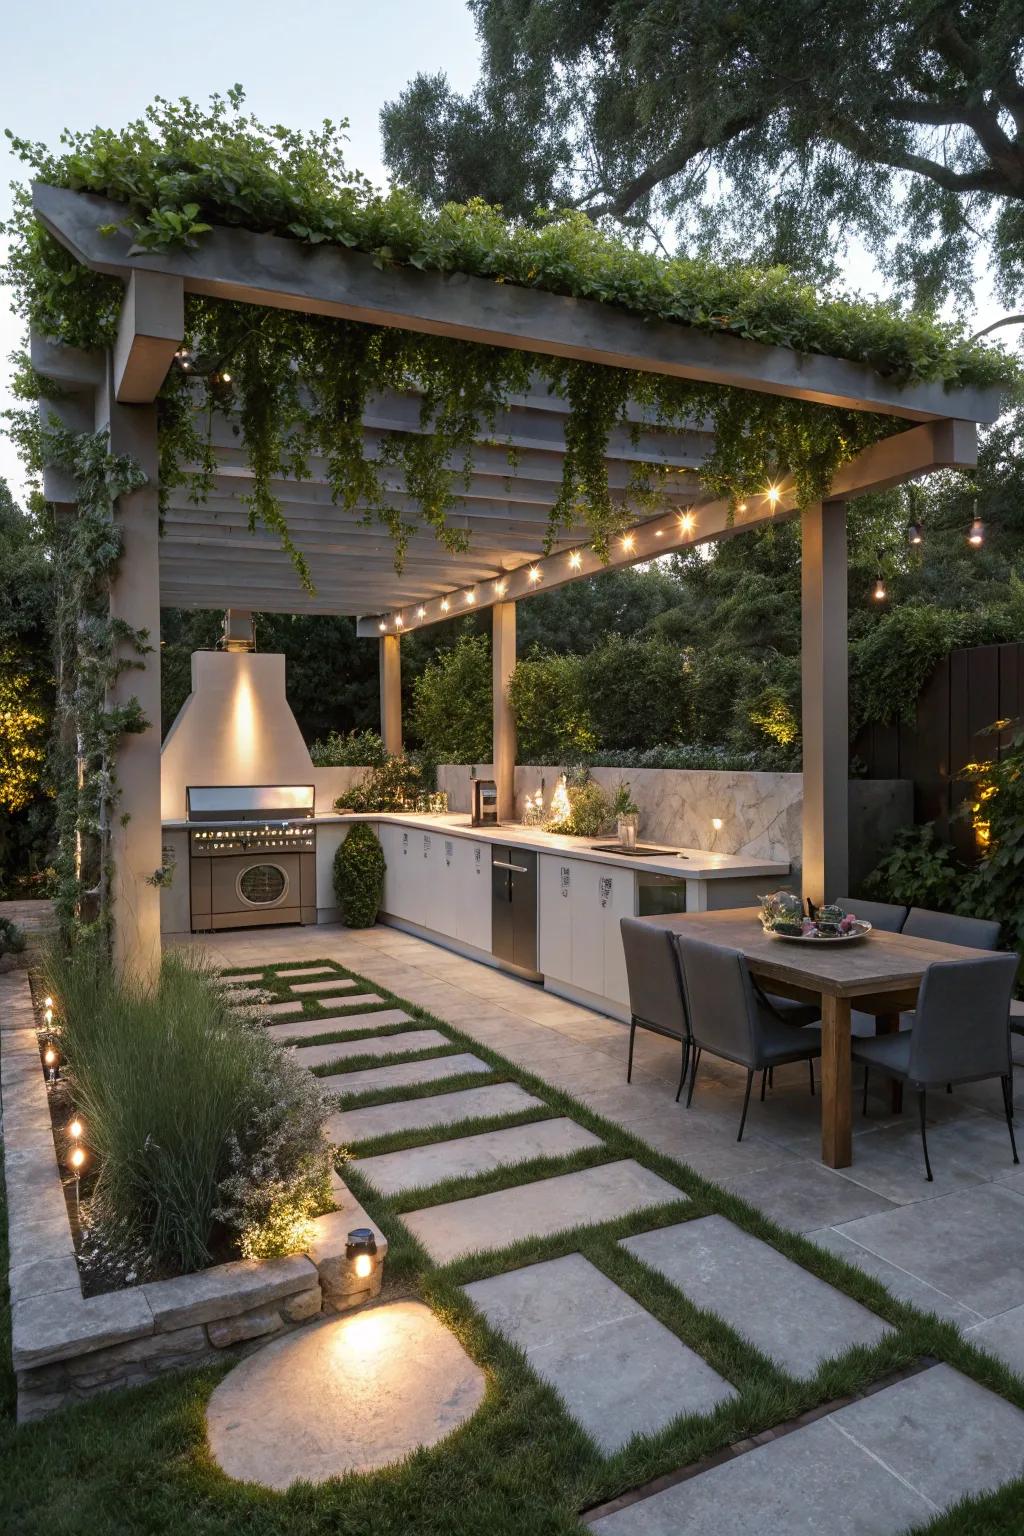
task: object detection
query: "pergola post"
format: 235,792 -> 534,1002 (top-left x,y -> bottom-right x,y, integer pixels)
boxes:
97,363 -> 163,984
800,500 -> 849,907
492,602 -> 517,821
379,634 -> 402,756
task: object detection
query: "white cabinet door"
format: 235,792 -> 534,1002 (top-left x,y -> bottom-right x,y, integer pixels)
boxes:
430,835 -> 459,939
387,824 -> 417,920
538,854 -> 574,984
601,865 -> 637,1008
455,838 -> 492,952
569,860 -> 606,994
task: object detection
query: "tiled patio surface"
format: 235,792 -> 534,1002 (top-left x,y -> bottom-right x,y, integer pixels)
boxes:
175,920 -> 1024,1335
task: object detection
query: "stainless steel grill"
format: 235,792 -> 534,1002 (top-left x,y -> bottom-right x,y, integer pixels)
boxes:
187,785 -> 317,931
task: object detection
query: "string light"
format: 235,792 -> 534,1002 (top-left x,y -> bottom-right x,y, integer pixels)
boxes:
378,619 -> 386,632
737,501 -> 748,513
967,500 -> 984,546
765,484 -> 781,506
568,551 -> 582,570
621,532 -> 635,552
654,528 -> 664,537
679,510 -> 696,534
394,614 -> 404,629
440,598 -> 450,612
528,566 -> 542,583
872,557 -> 888,602
465,589 -> 476,604
906,520 -> 924,546
417,606 -> 426,619
494,578 -> 507,596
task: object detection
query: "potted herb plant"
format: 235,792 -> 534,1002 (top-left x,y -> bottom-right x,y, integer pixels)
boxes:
612,781 -> 640,850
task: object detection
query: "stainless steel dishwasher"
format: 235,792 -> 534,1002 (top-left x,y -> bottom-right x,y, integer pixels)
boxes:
491,848 -> 540,978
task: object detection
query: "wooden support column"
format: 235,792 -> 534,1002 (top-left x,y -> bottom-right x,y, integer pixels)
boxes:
379,634 -> 402,756
492,602 -> 517,822
97,360 -> 163,984
801,500 -> 849,906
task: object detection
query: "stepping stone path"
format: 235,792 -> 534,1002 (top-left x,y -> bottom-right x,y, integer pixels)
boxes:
263,1004 -> 398,1043
590,1364 -> 1024,1534
404,1160 -> 682,1264
218,972 -> 265,986
206,1300 -> 485,1490
292,1028 -> 450,1071
465,1253 -> 735,1453
289,977 -> 364,995
235,997 -> 303,1018
328,1082 -> 544,1144
319,1051 -> 491,1097
622,1216 -> 891,1378
274,967 -> 336,979
358,1117 -> 600,1196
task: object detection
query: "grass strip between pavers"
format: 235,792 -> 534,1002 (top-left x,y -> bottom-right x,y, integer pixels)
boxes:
3,955 -> 1023,1536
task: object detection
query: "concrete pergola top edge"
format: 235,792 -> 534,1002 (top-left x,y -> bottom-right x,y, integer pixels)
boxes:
33,182 -> 1005,425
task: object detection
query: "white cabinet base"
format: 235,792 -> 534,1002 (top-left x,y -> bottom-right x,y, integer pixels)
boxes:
543,976 -> 631,1026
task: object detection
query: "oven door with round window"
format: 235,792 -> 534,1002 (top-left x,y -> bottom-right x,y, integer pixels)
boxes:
209,854 -> 304,929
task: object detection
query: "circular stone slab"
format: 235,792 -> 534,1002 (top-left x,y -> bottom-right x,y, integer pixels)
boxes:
206,1300 -> 486,1490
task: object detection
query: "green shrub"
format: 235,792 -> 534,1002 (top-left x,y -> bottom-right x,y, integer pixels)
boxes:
581,635 -> 690,751
862,824 -> 964,910
335,756 -> 423,812
333,823 -> 386,928
0,916 -> 26,956
310,729 -> 389,767
411,633 -> 492,763
546,771 -> 614,837
40,944 -> 331,1275
509,651 -> 595,762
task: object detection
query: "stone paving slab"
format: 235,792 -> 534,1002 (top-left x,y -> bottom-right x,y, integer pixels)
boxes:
833,1183 -> 1024,1319
269,966 -> 337,979
235,997 -> 302,1018
465,1253 -> 735,1453
292,1029 -> 449,1071
622,1216 -> 891,1379
807,1227 -> 982,1328
967,1302 -> 1024,1376
264,1007 -> 410,1044
217,972 -> 265,986
405,1160 -> 683,1265
589,1414 -> 929,1535
318,1052 -> 491,1097
830,1363 -> 1024,1510
358,1118 -> 602,1196
327,1082 -> 544,1143
206,1300 -> 485,1489
288,977 -> 361,994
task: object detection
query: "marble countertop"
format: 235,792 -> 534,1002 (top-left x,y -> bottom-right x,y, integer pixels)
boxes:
165,809 -> 789,880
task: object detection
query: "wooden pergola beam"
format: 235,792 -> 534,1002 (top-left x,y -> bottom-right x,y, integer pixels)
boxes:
34,183 -> 1004,425
113,271 -> 184,403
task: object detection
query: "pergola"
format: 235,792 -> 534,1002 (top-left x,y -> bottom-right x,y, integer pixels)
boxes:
31,181 -> 1003,983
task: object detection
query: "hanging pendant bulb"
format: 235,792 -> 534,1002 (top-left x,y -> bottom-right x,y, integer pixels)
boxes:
906,519 -> 924,547
872,550 -> 887,602
967,499 -> 984,547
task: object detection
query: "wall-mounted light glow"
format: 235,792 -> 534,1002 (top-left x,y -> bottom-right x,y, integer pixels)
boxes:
568,551 -> 582,570
528,566 -> 541,583
654,528 -> 664,537
711,817 -> 724,832
440,598 -> 450,613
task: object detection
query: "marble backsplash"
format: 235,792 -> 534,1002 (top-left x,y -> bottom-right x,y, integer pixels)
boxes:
435,763 -> 911,888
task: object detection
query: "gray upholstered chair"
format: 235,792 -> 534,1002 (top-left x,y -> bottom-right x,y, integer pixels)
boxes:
853,953 -> 1019,1180
620,917 -> 691,1102
901,907 -> 1001,949
674,933 -> 821,1141
835,897 -> 908,932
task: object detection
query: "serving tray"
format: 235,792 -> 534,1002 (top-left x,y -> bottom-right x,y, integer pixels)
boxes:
762,920 -> 873,944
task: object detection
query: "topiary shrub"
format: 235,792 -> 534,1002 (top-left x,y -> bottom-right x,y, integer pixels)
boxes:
333,823 -> 386,928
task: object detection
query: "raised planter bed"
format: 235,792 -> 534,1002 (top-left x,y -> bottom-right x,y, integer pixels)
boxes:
0,970 -> 387,1423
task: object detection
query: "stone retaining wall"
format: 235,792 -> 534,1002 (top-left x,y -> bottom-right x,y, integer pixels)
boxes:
0,970 -> 386,1423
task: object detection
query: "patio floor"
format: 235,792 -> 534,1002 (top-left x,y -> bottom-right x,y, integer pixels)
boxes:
181,921 -> 1024,1521
177,919 -> 1024,1338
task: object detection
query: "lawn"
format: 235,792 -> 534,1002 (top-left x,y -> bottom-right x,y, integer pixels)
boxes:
4,957 -> 1024,1535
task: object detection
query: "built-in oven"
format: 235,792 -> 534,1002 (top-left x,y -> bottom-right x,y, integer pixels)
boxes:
187,785 -> 317,932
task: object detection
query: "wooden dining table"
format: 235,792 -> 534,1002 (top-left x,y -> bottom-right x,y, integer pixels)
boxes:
649,906 -> 998,1168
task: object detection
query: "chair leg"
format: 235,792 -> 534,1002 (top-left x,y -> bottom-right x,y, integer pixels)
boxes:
626,1019 -> 636,1084
808,1058 -> 815,1097
1001,1076 -> 1020,1164
862,1065 -> 869,1117
737,1069 -> 754,1142
946,1082 -> 953,1094
675,1037 -> 690,1104
686,1045 -> 700,1108
768,1067 -> 774,1089
760,1069 -> 767,1102
918,1089 -> 933,1182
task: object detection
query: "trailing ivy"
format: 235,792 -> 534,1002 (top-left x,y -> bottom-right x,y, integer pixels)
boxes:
44,427 -> 151,943
3,90 -> 1019,590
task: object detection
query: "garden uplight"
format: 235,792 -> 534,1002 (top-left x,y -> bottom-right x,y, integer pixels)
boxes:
44,996 -> 53,1009
69,1146 -> 86,1173
346,1227 -> 377,1280
68,1119 -> 83,1140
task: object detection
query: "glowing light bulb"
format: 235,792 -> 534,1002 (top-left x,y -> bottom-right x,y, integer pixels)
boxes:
44,1047 -> 57,1067
655,528 -> 663,537
43,1007 -> 53,1027
766,483 -> 781,506
738,501 -> 748,513
44,996 -> 54,1009
69,1147 -> 85,1172
622,532 -> 635,552
394,614 -> 404,628
354,1252 -> 373,1280
968,517 -> 984,547
569,551 -> 582,570
378,620 -> 386,632
68,1119 -> 83,1140
220,370 -> 232,383
440,598 -> 450,612
417,606 -> 426,619
873,576 -> 887,602
528,566 -> 541,583
494,578 -> 507,596
680,510 -> 696,534
712,817 -> 724,832
465,589 -> 476,604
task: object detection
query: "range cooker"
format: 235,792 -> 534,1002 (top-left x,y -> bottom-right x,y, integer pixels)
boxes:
187,785 -> 317,932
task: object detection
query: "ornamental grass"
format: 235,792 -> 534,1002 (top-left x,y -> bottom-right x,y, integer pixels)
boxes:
40,944 -> 331,1277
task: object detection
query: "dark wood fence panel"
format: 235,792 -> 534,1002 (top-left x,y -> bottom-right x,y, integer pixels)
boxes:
853,641 -> 1024,861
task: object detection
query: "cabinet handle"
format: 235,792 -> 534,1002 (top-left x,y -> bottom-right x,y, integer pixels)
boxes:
492,860 -> 529,873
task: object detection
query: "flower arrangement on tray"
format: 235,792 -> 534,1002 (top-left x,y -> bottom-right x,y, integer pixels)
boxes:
759,892 -> 870,942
